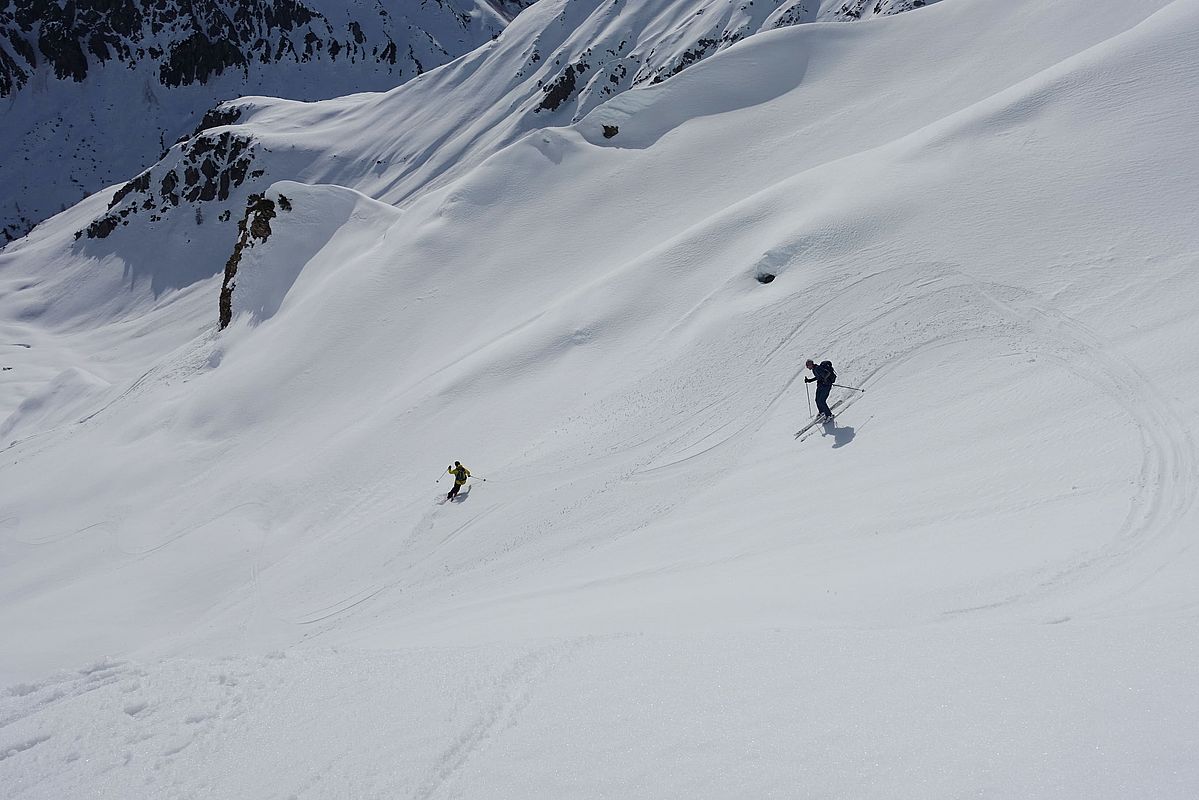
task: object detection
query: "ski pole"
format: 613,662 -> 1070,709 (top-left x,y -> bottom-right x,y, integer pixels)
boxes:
805,380 -> 812,416
833,383 -> 865,392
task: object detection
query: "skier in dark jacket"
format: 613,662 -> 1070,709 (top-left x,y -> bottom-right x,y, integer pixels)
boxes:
805,359 -> 835,421
446,461 -> 471,501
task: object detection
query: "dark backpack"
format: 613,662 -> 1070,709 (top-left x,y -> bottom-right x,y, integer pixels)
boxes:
820,360 -> 836,384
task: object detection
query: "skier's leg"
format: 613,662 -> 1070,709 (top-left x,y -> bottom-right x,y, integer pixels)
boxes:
815,385 -> 832,417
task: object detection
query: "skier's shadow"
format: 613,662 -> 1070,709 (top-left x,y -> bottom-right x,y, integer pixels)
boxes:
451,486 -> 474,503
821,420 -> 856,449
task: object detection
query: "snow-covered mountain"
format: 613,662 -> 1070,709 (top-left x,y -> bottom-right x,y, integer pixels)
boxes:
63,0 -> 944,276
0,0 -> 539,243
3,0 -> 1199,797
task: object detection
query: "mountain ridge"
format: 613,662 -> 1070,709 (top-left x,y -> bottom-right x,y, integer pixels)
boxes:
63,0 -> 946,288
0,0 -> 538,242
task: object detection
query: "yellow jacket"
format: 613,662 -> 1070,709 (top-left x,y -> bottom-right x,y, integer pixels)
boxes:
449,465 -> 471,485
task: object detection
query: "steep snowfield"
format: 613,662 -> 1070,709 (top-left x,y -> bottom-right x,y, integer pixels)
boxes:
3,0 -> 1199,796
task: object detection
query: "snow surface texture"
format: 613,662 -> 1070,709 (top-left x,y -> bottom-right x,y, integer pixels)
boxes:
3,0 -> 1199,796
0,0 -> 530,243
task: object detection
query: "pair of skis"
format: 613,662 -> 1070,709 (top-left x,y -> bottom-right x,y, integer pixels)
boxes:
794,386 -> 869,439
794,399 -> 849,439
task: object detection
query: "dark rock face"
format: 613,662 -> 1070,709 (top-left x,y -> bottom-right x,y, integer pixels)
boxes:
525,0 -> 937,123
650,36 -> 728,85
830,0 -> 927,20
84,127 -> 260,240
220,192 -> 287,329
0,0 -> 492,97
490,0 -> 539,22
160,32 -> 248,88
538,62 -> 580,112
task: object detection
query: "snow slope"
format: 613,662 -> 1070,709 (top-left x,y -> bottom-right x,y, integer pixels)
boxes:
3,0 -> 1199,796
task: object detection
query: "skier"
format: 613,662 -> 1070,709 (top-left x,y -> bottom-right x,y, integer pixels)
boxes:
805,358 -> 836,422
446,461 -> 471,501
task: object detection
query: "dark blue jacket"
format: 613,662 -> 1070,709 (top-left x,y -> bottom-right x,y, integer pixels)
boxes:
809,363 -> 834,387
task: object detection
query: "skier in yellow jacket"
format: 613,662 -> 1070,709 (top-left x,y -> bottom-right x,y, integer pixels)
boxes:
446,461 -> 471,501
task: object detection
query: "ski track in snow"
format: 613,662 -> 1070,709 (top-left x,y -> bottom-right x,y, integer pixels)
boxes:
961,271 -> 1199,609
839,260 -> 1199,614
603,254 -> 1199,617
411,640 -> 583,800
284,490 -> 513,627
281,253 -> 1196,635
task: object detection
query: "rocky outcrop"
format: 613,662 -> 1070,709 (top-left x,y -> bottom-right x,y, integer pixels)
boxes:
529,0 -> 939,122
0,0 -> 513,98
490,0 -> 541,23
186,106 -> 245,141
827,0 -> 929,21
219,192 -> 288,329
537,60 -> 583,111
82,128 -> 261,241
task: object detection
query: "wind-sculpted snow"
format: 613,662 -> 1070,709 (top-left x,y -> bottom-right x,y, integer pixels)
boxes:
2,0 -> 1199,796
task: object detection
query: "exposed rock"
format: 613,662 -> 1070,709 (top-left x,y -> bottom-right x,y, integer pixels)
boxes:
830,0 -> 927,20
650,37 -> 725,84
84,214 -> 121,240
82,129 -> 260,240
490,0 -> 540,23
220,192 -> 285,329
108,171 -> 152,210
194,106 -> 244,136
0,0 -> 492,97
530,0 -> 929,121
537,63 -> 582,112
160,33 -> 247,87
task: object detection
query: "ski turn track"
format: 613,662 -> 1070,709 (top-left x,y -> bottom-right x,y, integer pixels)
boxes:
963,272 -> 1199,612
755,257 -> 1198,616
